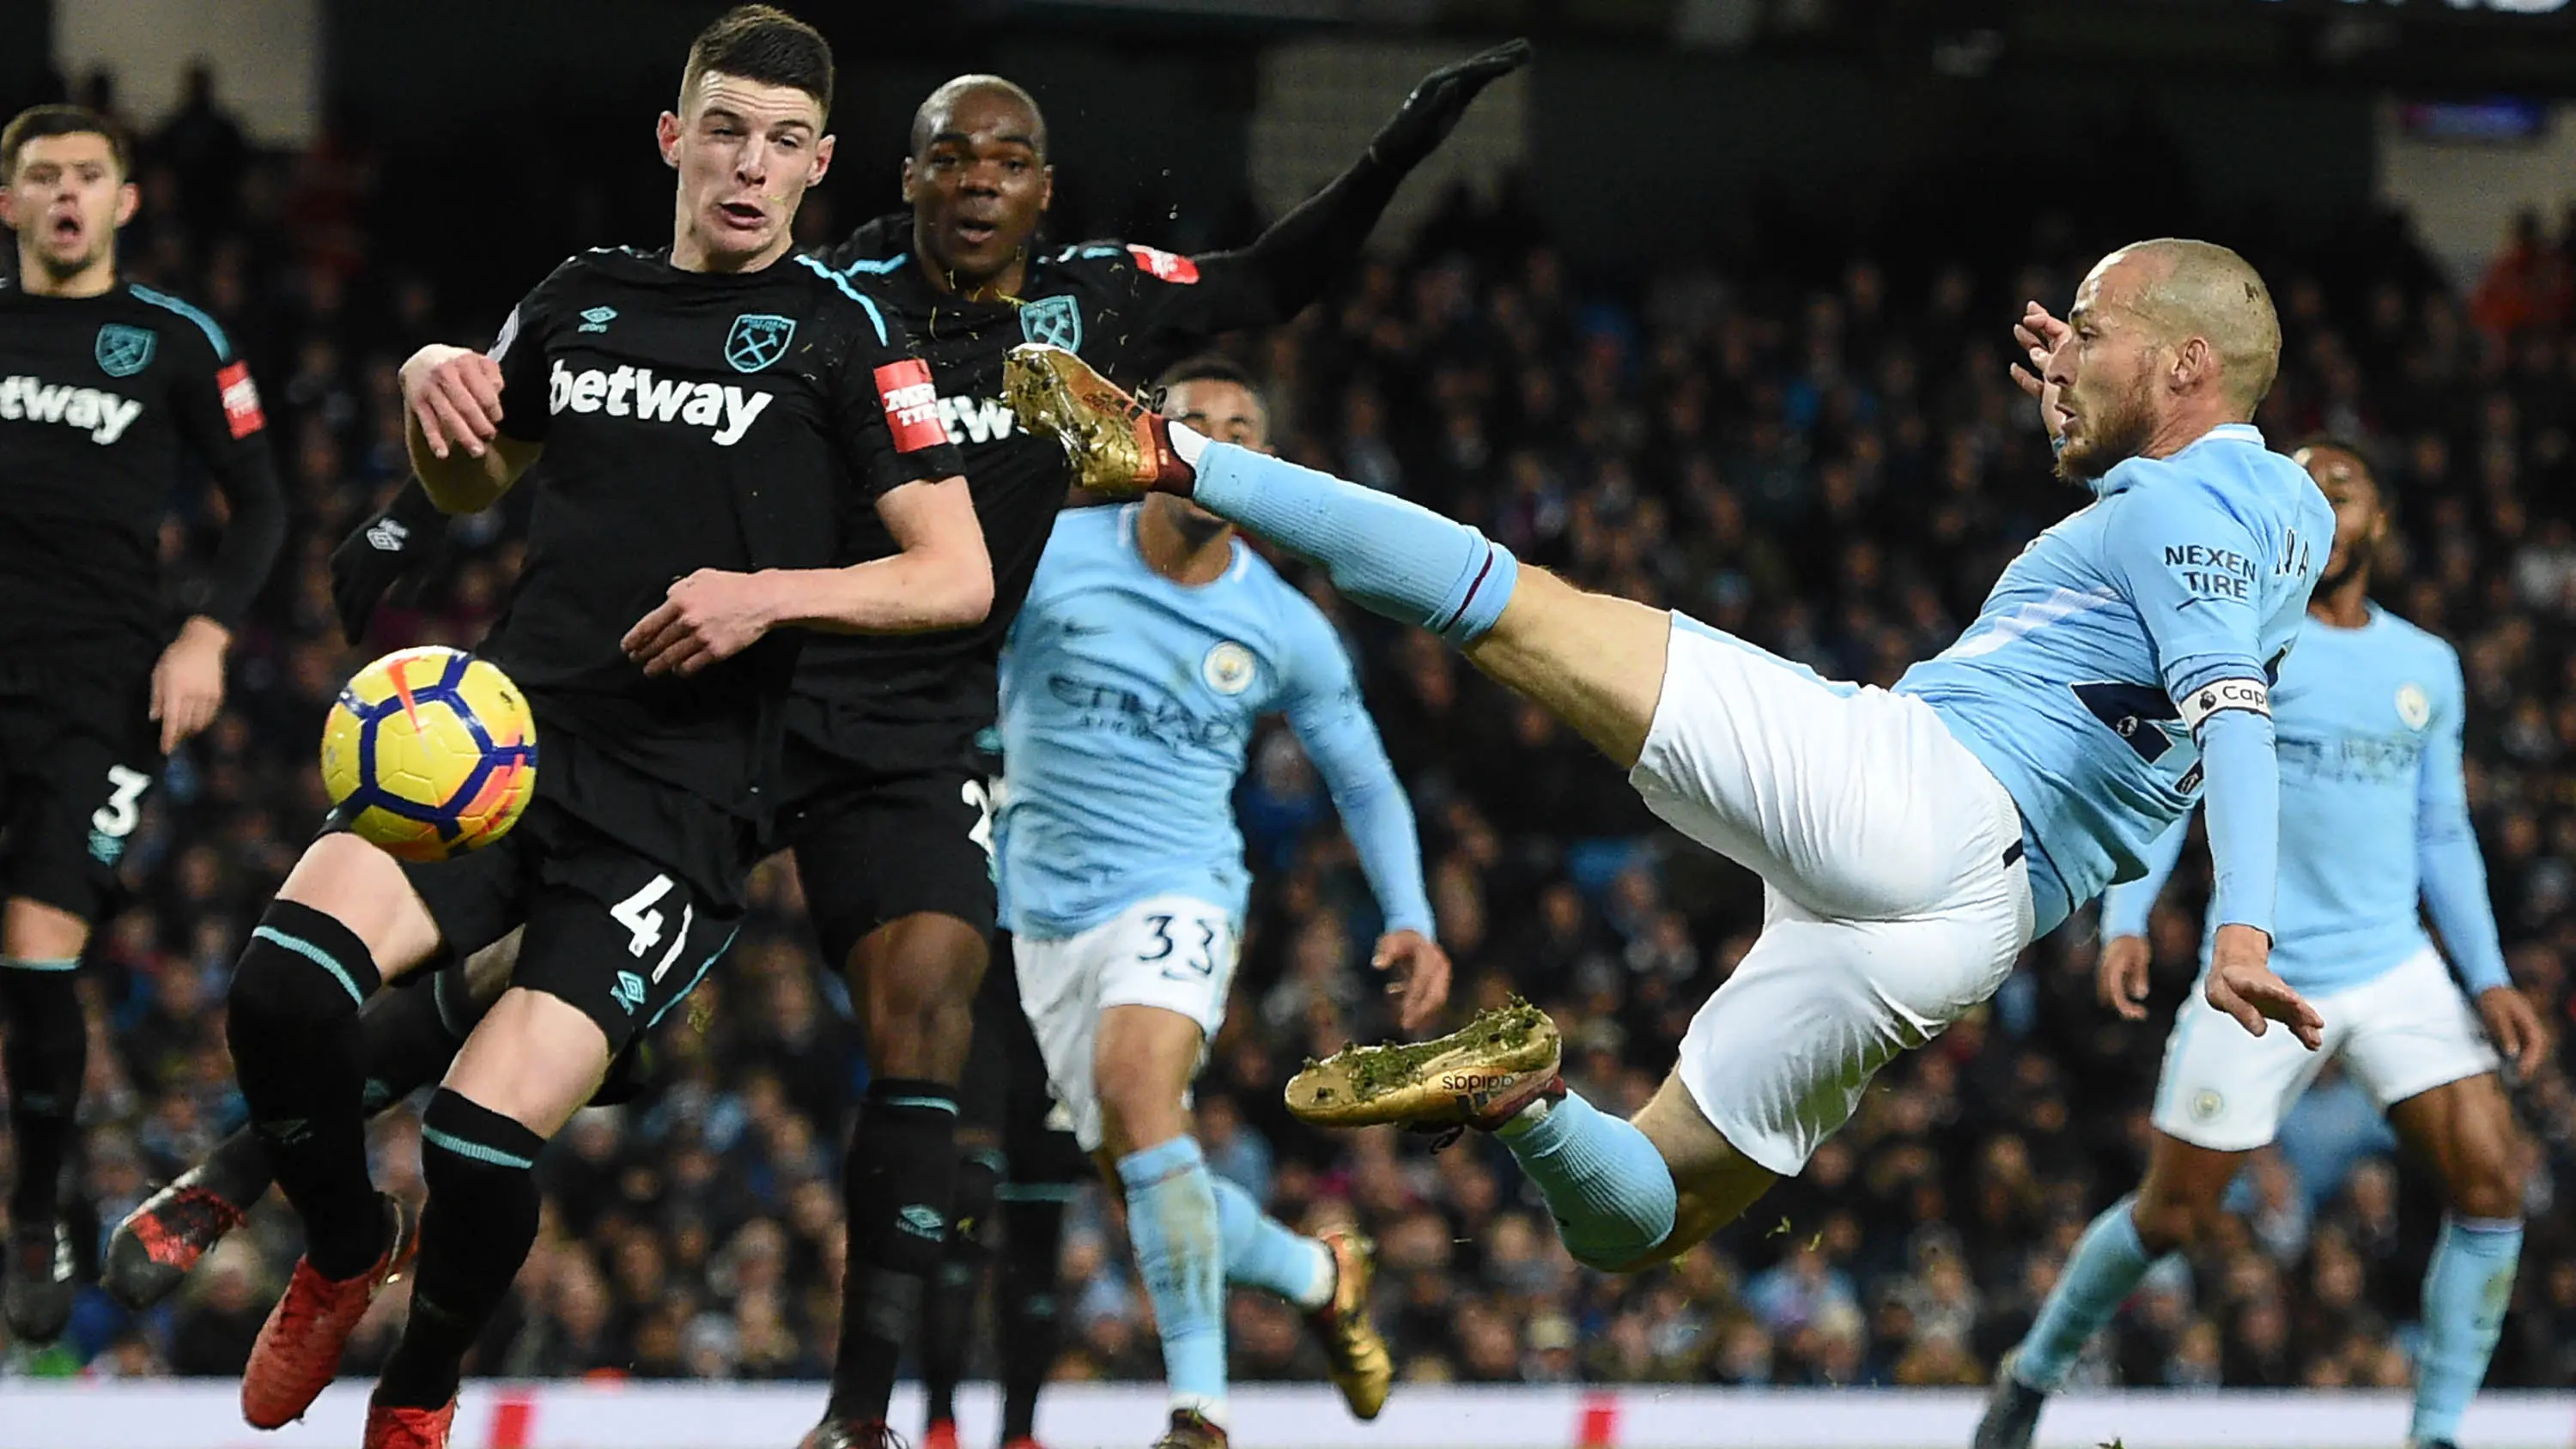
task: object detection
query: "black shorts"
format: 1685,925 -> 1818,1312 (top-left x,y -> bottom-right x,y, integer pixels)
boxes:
0,667 -> 161,925
961,934 -> 1091,1184
397,734 -> 748,1053
772,702 -> 997,969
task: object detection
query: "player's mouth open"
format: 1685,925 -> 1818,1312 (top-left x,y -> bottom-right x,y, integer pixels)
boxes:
955,218 -> 998,244
717,201 -> 765,227
49,214 -> 82,241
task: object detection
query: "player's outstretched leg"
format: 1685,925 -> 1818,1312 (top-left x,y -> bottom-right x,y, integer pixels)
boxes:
1,899 -> 88,1344
228,834 -> 442,1428
1206,1177 -> 1388,1420
1005,343 -> 1668,769
2389,1074 -> 2528,1449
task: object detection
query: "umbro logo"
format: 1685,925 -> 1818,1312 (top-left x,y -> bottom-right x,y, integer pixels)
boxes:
366,517 -> 412,552
611,970 -> 647,1016
579,306 -> 618,333
897,1203 -> 946,1241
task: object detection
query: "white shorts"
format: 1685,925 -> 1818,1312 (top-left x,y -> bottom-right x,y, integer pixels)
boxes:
1634,618 -> 2037,1175
2153,943 -> 2499,1152
1014,894 -> 1239,1154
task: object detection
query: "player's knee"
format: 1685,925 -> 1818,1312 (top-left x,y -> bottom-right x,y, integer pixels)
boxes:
229,900 -> 381,1032
2450,1140 -> 2528,1222
2129,1192 -> 2211,1254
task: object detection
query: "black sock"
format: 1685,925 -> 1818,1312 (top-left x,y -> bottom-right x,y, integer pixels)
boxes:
997,1187 -> 1071,1444
224,900 -> 386,1279
923,1147 -> 1002,1425
829,1079 -> 960,1422
376,1089 -> 544,1410
0,961 -> 86,1230
358,961 -> 474,1113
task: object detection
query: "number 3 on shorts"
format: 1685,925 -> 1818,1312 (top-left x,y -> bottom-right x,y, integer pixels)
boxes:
962,779 -> 995,859
92,764 -> 152,839
1139,912 -> 1218,980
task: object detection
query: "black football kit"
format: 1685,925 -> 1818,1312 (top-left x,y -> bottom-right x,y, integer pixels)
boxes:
398,247 -> 962,1047
0,276 -> 284,923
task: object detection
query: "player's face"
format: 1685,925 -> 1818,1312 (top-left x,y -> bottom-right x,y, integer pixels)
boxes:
2049,254 -> 2163,484
2301,446 -> 2385,589
658,71 -> 834,271
1161,376 -> 1268,537
903,89 -> 1052,288
0,132 -> 136,278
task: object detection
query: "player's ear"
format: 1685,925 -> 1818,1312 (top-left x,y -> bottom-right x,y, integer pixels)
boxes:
112,179 -> 139,230
810,133 -> 835,187
656,111 -> 683,169
900,156 -> 917,204
1039,164 -> 1054,212
0,184 -> 15,231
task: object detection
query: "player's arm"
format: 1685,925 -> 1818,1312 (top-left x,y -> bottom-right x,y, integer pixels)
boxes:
2107,476 -> 2319,1046
1279,609 -> 1449,1031
155,330 -> 289,751
327,478 -> 447,644
401,343 -> 541,512
1153,40 -> 1530,335
2096,812 -> 2193,1021
2414,650 -> 2539,1071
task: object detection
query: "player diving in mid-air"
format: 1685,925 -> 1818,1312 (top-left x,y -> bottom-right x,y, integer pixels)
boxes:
1976,425 -> 2537,1449
1004,236 -> 2332,1282
999,356 -> 1448,1449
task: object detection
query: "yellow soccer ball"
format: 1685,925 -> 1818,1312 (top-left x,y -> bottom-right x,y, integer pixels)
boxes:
320,646 -> 538,862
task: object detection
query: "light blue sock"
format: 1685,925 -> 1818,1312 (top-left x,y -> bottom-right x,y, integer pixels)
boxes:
2412,1214 -> 2522,1444
1494,1090 -> 1677,1270
1190,441 -> 1519,646
1118,1137 -> 1229,1425
1212,1175 -> 1333,1310
2014,1196 -> 2161,1391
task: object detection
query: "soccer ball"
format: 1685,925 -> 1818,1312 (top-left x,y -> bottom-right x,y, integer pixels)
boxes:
320,646 -> 538,862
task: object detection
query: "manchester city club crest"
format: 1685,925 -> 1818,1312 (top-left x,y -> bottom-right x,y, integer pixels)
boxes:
1201,640 -> 1255,695
725,312 -> 796,373
2396,682 -> 2432,731
94,323 -> 155,379
1018,294 -> 1082,352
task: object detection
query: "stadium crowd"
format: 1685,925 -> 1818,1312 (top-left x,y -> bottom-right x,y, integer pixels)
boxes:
9,64 -> 2576,1402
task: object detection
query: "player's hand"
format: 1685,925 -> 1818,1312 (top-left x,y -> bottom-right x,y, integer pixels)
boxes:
2206,924 -> 2323,1050
1370,39 -> 1533,170
2011,301 -> 2069,443
401,345 -> 505,460
623,569 -> 781,678
1372,930 -> 1452,1034
2477,985 -> 2548,1080
329,483 -> 447,645
149,615 -> 229,754
2097,933 -> 2154,1021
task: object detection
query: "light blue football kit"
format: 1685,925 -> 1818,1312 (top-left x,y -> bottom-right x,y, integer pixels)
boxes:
996,501 -> 1432,1427
1164,416 -> 2328,1270
2011,604 -> 2519,1440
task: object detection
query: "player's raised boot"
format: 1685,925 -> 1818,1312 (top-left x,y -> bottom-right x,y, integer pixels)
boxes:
1148,1409 -> 1228,1449
240,1194 -> 420,1428
1971,1353 -> 2048,1449
1307,1230 -> 1393,1419
361,1397 -> 456,1449
1002,343 -> 1193,497
3,1221 -> 76,1343
106,1135 -> 268,1308
1284,997 -> 1563,1132
796,1419 -> 903,1449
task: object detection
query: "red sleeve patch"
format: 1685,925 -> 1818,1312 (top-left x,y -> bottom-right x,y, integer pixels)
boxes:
874,358 -> 946,454
1127,245 -> 1200,285
216,361 -> 265,439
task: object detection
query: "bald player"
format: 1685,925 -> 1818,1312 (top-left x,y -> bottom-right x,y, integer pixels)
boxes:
1973,428 -> 2535,1449
1004,238 -> 2333,1285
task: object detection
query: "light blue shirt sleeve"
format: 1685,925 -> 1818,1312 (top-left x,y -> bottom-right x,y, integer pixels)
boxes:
1277,605 -> 1437,940
2415,652 -> 2509,994
2105,475 -> 2281,934
2101,813 -> 2192,939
